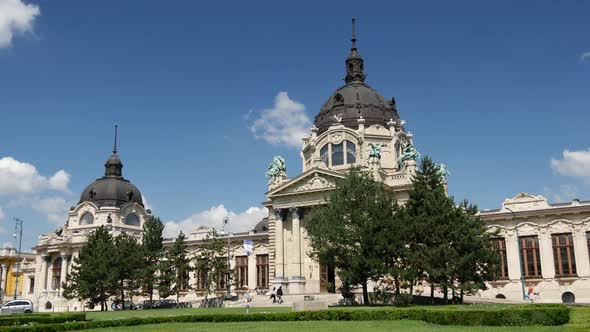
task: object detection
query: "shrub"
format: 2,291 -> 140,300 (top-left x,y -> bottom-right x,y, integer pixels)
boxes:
0,306 -> 570,331
393,293 -> 413,307
0,313 -> 86,327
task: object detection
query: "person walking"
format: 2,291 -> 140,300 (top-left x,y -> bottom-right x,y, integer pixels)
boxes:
269,287 -> 276,304
245,289 -> 252,313
277,286 -> 283,304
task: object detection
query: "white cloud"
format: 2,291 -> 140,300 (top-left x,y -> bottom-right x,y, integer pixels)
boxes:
142,194 -> 152,212
31,196 -> 71,224
250,92 -> 311,149
544,184 -> 578,203
0,0 -> 40,48
551,149 -> 590,184
163,204 -> 267,239
581,52 -> 590,63
0,157 -> 71,195
0,206 -> 4,220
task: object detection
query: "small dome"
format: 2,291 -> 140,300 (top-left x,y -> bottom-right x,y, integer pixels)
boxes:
314,82 -> 399,134
253,218 -> 268,233
79,177 -> 143,208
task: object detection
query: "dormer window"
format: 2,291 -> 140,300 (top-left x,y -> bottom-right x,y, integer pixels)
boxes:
79,212 -> 94,225
124,213 -> 140,226
319,140 -> 356,167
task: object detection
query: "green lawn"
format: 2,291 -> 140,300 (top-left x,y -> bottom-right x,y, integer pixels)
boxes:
71,304 -> 590,331
88,320 -> 566,332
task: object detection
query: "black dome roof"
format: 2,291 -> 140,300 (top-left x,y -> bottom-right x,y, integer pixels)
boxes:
314,82 -> 399,134
314,24 -> 400,134
79,152 -> 144,208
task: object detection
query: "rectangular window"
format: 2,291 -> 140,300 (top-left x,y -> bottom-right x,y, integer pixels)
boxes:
235,256 -> 248,288
552,233 -> 576,277
331,143 -> 344,166
256,254 -> 269,289
29,278 -> 35,294
345,141 -> 356,164
492,238 -> 509,279
519,236 -> 542,278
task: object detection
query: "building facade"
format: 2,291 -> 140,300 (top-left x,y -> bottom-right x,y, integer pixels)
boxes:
479,193 -> 590,304
0,245 -> 35,304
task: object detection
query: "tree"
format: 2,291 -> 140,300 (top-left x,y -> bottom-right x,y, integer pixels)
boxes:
306,167 -> 399,305
141,216 -> 164,302
111,233 -> 144,309
62,226 -> 115,311
166,231 -> 192,303
194,230 -> 227,305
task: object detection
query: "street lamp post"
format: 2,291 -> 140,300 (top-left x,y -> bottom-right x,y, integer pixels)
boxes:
221,217 -> 231,299
13,218 -> 24,300
504,207 -> 527,301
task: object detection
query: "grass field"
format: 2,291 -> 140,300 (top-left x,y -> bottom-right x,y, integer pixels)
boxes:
79,305 -> 590,331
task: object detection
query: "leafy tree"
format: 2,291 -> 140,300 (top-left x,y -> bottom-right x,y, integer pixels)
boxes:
157,259 -> 174,299
62,226 -> 115,311
111,233 -> 144,309
166,231 -> 192,303
141,216 -> 164,301
194,230 -> 227,305
306,167 -> 399,304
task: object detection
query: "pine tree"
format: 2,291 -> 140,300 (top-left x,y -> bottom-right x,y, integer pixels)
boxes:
141,216 -> 164,302
194,230 -> 227,306
111,233 -> 144,309
167,231 -> 192,304
306,167 -> 399,305
62,226 -> 115,311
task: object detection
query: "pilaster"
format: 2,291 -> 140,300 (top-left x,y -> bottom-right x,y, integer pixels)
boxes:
538,229 -> 555,279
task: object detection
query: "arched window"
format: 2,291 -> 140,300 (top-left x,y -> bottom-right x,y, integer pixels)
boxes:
320,144 -> 329,166
345,140 -> 356,164
562,292 -> 575,304
495,294 -> 506,299
79,212 -> 94,225
124,213 -> 140,226
331,143 -> 344,166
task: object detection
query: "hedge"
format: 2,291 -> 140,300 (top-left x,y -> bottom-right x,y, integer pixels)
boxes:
0,313 -> 86,327
0,306 -> 570,331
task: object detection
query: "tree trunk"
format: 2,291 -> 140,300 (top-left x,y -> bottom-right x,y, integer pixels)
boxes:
443,284 -> 448,303
452,287 -> 456,304
409,279 -> 414,296
394,275 -> 400,296
430,282 -> 435,304
460,288 -> 464,304
121,279 -> 125,310
362,280 -> 369,305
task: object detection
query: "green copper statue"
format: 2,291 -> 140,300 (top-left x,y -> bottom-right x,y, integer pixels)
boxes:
369,143 -> 384,161
397,143 -> 419,168
266,156 -> 286,178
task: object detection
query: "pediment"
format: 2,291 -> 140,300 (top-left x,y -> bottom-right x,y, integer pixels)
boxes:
267,168 -> 344,198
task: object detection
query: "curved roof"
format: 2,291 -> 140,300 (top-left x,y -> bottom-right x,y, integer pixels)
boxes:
79,152 -> 144,208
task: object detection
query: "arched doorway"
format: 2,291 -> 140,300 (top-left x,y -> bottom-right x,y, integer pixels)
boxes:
562,292 -> 575,304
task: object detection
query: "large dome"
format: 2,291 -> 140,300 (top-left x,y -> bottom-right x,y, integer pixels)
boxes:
313,30 -> 400,134
314,82 -> 399,134
79,151 -> 144,208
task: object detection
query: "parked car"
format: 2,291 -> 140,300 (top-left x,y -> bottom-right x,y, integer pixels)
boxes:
111,300 -> 138,311
0,300 -> 34,314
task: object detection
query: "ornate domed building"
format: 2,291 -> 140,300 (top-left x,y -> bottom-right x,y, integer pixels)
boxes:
263,21 -> 420,294
29,127 -> 151,311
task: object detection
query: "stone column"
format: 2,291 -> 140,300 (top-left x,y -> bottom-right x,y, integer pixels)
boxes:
288,207 -> 305,294
538,229 -> 555,279
505,231 -> 522,281
248,253 -> 257,289
273,209 -> 286,283
60,254 -> 68,293
0,264 -> 6,299
39,257 -> 48,291
46,256 -> 54,291
573,225 -> 590,278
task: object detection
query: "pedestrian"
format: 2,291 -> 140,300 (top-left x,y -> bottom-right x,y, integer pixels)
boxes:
245,289 -> 252,313
277,286 -> 283,304
269,287 -> 276,304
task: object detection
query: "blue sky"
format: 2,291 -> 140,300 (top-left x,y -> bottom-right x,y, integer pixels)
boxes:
0,0 -> 589,250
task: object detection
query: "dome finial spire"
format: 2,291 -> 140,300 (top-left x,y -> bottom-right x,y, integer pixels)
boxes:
345,18 -> 366,84
351,18 -> 357,50
113,123 -> 118,154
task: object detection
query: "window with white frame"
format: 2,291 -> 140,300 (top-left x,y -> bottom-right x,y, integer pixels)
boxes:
319,140 -> 356,167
